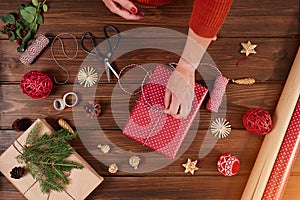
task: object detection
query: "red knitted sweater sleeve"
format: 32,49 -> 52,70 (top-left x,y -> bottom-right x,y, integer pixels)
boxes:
133,0 -> 232,38
190,0 -> 233,38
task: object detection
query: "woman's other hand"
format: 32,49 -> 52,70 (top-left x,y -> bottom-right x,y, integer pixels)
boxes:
102,0 -> 144,20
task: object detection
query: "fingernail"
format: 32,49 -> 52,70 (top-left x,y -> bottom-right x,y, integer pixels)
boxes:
130,7 -> 137,14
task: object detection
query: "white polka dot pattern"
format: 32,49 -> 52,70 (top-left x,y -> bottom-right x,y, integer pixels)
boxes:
262,98 -> 300,199
123,65 -> 208,158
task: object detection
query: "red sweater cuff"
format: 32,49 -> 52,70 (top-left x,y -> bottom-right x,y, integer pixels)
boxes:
190,0 -> 233,38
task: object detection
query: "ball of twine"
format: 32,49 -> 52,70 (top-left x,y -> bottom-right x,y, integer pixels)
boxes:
20,70 -> 53,99
243,108 -> 272,135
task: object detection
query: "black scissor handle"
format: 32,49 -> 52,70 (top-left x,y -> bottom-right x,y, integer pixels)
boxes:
80,32 -> 100,57
103,25 -> 120,53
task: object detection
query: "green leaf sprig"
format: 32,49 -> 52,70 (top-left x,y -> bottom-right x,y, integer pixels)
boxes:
0,0 -> 48,52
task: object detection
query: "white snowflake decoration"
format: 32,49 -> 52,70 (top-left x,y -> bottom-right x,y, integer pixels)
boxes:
77,66 -> 98,87
210,118 -> 231,138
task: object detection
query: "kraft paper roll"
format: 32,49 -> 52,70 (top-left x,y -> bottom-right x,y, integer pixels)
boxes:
241,47 -> 300,200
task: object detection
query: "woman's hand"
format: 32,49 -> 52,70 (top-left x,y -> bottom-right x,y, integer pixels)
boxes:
164,28 -> 212,119
164,60 -> 195,119
102,0 -> 144,20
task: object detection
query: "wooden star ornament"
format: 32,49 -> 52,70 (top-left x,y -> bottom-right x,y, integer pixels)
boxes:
240,41 -> 257,56
182,159 -> 199,175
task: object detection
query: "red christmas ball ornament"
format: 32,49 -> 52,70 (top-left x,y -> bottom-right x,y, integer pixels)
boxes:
217,153 -> 240,176
20,70 -> 53,99
243,108 -> 272,135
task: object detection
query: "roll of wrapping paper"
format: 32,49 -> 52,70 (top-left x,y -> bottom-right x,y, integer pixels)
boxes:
262,97 -> 300,199
241,46 -> 300,200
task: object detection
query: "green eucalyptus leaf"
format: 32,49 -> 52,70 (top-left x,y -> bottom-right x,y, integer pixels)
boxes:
20,9 -> 34,23
23,30 -> 32,43
25,6 -> 37,15
1,29 -> 7,34
16,28 -> 22,38
32,0 -> 39,7
9,32 -> 16,42
17,44 -> 25,52
0,13 -> 15,24
37,13 -> 43,24
43,4 -> 48,12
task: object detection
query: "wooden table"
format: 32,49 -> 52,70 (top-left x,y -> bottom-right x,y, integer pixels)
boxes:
0,0 -> 299,199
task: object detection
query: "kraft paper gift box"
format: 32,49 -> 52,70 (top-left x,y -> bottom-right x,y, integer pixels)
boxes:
123,65 -> 208,158
0,118 -> 103,200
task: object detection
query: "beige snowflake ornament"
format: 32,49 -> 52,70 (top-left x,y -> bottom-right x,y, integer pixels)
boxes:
210,118 -> 232,138
77,66 -> 98,87
182,159 -> 199,175
240,41 -> 257,56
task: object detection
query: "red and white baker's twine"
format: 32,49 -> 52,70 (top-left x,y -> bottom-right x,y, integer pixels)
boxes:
19,34 -> 49,65
197,62 -> 228,113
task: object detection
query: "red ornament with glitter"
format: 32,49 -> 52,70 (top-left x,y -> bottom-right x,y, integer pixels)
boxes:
20,70 -> 53,99
217,153 -> 240,176
243,108 -> 272,135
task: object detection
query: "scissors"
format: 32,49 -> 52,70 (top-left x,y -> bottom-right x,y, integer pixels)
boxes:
80,25 -> 120,82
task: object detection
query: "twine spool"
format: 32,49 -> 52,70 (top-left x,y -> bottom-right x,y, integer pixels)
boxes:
243,108 -> 272,135
19,34 -> 49,65
206,75 -> 229,112
20,70 -> 53,99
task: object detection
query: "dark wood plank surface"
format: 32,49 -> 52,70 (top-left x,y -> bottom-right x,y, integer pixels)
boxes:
0,0 -> 299,199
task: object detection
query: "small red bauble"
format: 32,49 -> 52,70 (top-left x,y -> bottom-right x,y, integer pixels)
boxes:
20,70 -> 53,99
217,153 -> 240,176
243,108 -> 272,135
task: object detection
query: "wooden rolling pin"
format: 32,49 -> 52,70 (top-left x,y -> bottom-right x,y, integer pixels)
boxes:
241,47 -> 300,200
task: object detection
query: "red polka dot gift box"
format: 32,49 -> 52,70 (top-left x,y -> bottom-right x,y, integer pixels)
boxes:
123,65 -> 208,158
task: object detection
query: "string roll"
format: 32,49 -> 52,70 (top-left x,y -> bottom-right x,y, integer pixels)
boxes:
19,34 -> 49,65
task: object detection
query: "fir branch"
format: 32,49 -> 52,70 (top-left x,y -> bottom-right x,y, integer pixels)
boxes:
28,129 -> 77,148
17,127 -> 84,194
25,121 -> 41,145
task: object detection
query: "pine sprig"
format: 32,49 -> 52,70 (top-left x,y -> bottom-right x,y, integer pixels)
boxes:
25,121 -> 41,145
17,124 -> 83,194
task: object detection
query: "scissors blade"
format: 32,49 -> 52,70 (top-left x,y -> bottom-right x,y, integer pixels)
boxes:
104,58 -> 120,81
105,62 -> 111,83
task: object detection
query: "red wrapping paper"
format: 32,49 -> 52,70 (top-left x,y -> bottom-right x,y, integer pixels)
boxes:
123,65 -> 208,158
263,97 -> 300,199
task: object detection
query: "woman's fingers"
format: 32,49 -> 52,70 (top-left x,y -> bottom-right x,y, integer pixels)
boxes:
165,93 -> 181,117
164,88 -> 172,109
102,0 -> 144,20
114,0 -> 138,14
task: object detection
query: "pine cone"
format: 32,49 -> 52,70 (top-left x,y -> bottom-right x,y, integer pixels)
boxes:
12,119 -> 32,132
10,166 -> 25,179
84,101 -> 102,118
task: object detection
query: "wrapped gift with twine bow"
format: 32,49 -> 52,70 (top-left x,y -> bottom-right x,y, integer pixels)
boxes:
123,65 -> 208,158
0,119 -> 103,200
